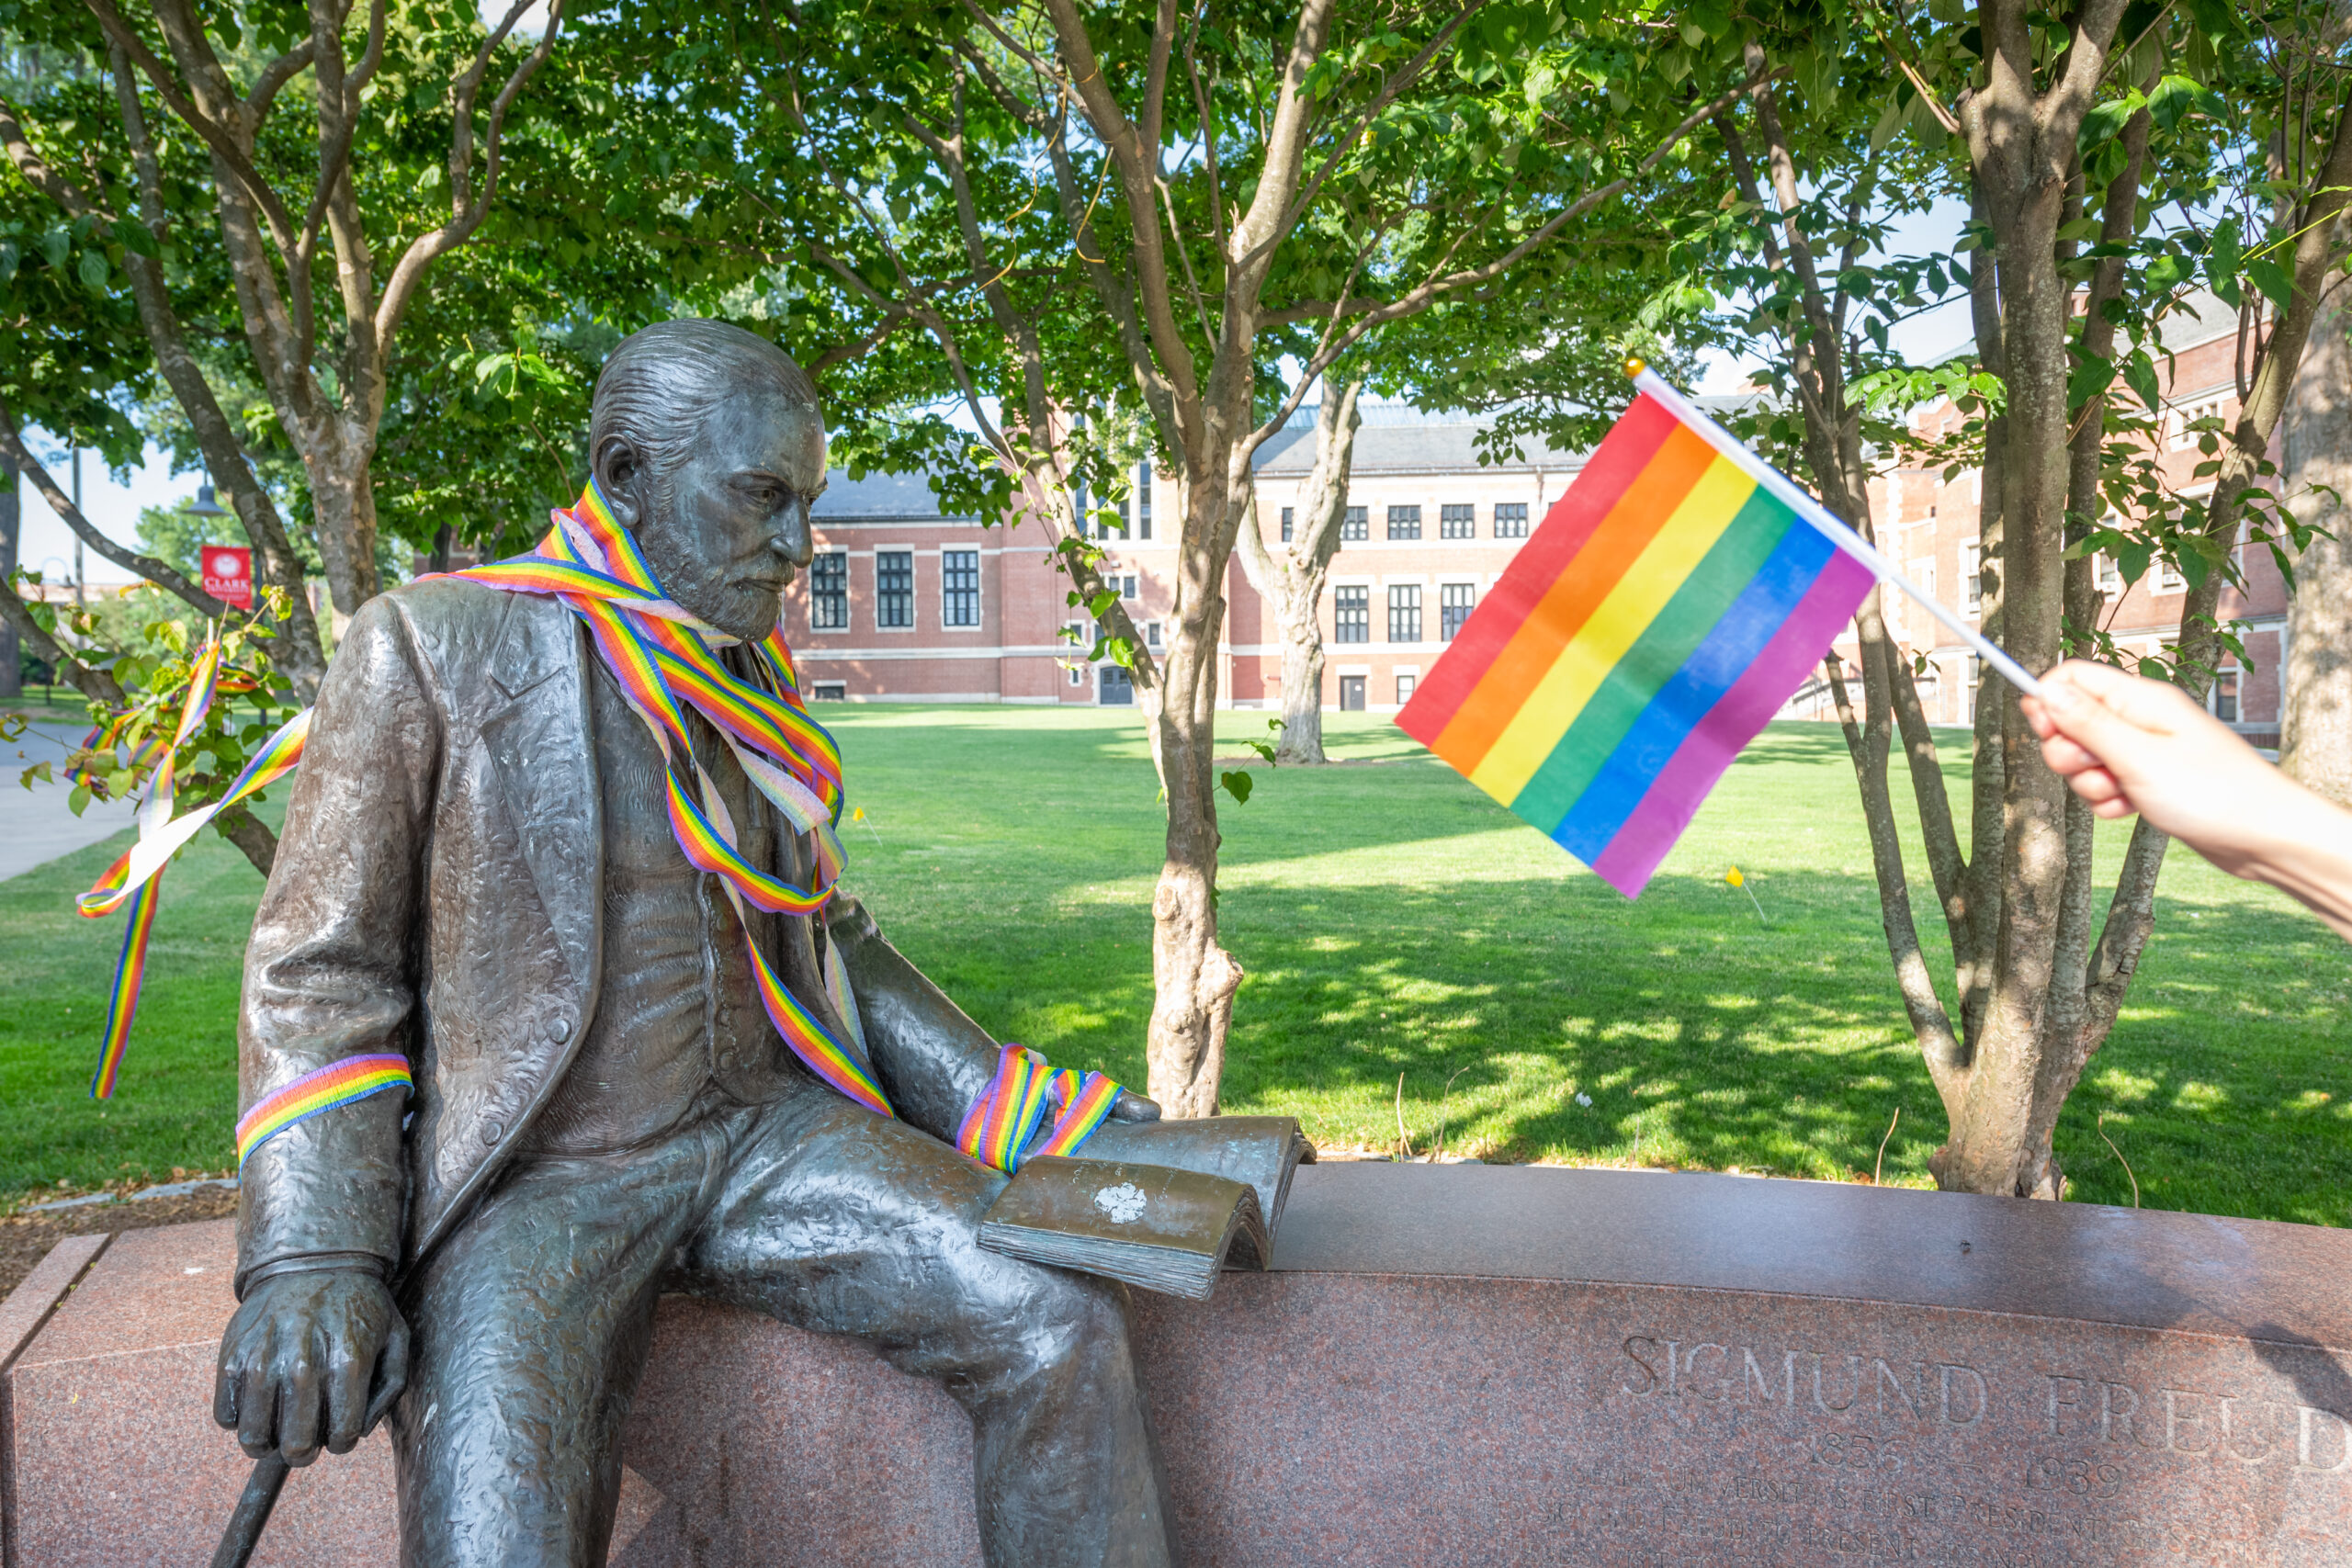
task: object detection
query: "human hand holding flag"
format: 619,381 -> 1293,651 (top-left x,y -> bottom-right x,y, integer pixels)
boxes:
1397,363 -> 2036,897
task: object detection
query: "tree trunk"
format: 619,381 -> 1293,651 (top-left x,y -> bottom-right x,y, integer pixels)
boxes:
0,449 -> 18,700
306,434 -> 380,628
1232,380 -> 1363,764
2281,278 -> 2352,802
1145,461 -> 1247,1117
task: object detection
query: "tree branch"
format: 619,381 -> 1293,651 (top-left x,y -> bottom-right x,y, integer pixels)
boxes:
0,396 -> 229,617
373,0 -> 565,346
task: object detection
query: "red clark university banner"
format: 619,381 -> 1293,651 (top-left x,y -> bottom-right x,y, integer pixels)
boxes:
201,545 -> 252,609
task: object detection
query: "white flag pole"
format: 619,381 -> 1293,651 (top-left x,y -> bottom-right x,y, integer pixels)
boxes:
1629,365 -> 2042,700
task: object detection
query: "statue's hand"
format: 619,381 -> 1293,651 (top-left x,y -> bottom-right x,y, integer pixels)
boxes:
214,1268 -> 408,1466
1109,1088 -> 1161,1122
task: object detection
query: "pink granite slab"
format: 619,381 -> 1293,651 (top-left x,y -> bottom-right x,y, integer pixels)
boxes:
0,1233 -> 107,1373
6,1168 -> 2350,1566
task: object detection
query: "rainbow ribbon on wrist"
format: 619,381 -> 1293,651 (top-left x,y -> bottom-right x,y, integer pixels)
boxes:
955,1043 -> 1123,1174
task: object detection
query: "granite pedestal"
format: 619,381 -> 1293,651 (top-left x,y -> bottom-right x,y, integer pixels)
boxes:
6,1164 -> 2348,1566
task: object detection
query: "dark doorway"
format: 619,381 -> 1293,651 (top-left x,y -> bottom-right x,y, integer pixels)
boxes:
1339,675 -> 1366,711
1099,665 -> 1135,705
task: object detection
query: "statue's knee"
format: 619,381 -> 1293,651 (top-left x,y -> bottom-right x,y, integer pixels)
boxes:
975,1255 -> 1128,1374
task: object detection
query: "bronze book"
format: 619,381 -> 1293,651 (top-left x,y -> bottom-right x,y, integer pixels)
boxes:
978,1156 -> 1270,1302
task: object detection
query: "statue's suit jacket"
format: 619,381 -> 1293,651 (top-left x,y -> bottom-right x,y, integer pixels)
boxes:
235,578 -> 1003,1296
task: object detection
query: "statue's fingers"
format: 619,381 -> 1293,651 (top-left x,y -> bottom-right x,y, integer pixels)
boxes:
234,1326 -> 280,1459
1109,1089 -> 1161,1122
275,1338 -> 324,1467
363,1311 -> 411,1437
322,1335 -> 374,1456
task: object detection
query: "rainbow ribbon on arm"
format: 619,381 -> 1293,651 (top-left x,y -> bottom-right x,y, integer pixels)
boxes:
79,637 -> 310,1098
955,1043 -> 1123,1174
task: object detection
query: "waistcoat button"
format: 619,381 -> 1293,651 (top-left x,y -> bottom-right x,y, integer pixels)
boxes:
481,1121 -> 503,1145
548,1017 -> 572,1043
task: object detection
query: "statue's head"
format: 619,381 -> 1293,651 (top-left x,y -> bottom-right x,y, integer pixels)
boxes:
590,319 -> 827,641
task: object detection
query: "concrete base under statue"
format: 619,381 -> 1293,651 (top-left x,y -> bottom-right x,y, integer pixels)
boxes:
6,1163 -> 2350,1566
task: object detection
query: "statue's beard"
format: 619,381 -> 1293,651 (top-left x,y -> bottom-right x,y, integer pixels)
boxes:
636,474 -> 786,644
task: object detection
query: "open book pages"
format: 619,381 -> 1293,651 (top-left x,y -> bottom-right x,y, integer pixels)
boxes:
978,1156 -> 1268,1302
1072,1114 -> 1314,1233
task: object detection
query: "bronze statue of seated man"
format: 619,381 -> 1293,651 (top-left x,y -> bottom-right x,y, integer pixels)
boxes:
213,319 -> 1175,1567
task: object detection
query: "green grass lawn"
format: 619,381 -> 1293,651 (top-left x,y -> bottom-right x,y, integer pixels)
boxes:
3,707 -> 2345,1224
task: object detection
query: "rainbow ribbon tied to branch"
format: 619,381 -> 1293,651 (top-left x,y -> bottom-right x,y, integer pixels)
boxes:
956,1043 -> 1123,1174
79,637 -> 310,1098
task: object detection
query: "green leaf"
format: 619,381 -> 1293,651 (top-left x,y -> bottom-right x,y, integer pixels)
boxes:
108,218 -> 161,259
1218,769 -> 1254,805
2245,256 -> 2293,313
69,783 -> 92,818
2122,351 -> 2162,412
19,761 -> 52,789
2068,357 -> 2118,409
76,250 -> 108,293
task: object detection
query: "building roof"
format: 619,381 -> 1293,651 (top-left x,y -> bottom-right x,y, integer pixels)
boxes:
2154,288 -> 2243,355
1252,420 -> 1583,477
810,467 -> 973,524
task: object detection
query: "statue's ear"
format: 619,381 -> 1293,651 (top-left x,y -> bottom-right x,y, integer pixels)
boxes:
594,434 -> 645,529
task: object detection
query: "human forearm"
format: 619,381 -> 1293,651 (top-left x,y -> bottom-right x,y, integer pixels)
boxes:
2026,660 -> 2352,941
2208,780 -> 2352,939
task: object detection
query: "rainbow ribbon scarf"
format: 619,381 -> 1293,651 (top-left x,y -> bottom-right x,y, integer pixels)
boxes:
79,637 -> 309,1098
956,1043 -> 1123,1174
458,482 -> 887,1114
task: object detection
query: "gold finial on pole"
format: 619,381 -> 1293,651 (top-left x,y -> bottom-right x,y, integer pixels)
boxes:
1623,355 -> 1646,379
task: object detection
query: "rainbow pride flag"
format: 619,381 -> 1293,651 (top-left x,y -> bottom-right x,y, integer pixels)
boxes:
1398,371 -> 1879,897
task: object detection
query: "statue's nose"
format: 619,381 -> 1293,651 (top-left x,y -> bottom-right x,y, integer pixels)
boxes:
773,496 -> 815,569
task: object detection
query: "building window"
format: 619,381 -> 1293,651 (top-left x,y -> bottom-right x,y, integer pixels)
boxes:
2211,666 -> 2240,724
876,550 -> 913,627
1119,574 -> 1137,598
1136,462 -> 1152,540
810,551 -> 849,630
1072,479 -> 1089,539
1281,506 -> 1294,544
2096,554 -> 2121,594
1146,620 -> 1161,648
2155,556 -> 2187,593
1333,586 -> 1369,643
1067,620 -> 1089,684
1339,674 -> 1366,711
1388,584 -> 1422,643
1340,506 -> 1367,543
1439,503 -> 1475,539
811,682 -> 847,701
1494,502 -> 1529,538
942,549 -> 979,626
1387,505 -> 1421,541
2168,392 -> 2230,451
1961,541 -> 1982,617
1441,581 -> 1476,641
1396,672 -> 1417,705
1113,493 -> 1131,538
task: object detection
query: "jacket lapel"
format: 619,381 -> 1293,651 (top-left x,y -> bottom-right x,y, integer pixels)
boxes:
481,593 -> 603,1003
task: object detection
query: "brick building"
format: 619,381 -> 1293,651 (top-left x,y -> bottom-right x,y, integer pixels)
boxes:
789,406 -> 1585,709
1789,289 -> 2289,746
794,308 -> 2286,737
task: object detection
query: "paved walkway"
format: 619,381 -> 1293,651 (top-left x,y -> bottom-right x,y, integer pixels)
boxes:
0,719 -> 138,883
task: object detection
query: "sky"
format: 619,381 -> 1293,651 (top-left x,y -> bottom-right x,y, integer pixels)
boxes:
12,435 -> 193,590
1696,194 -> 1975,393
